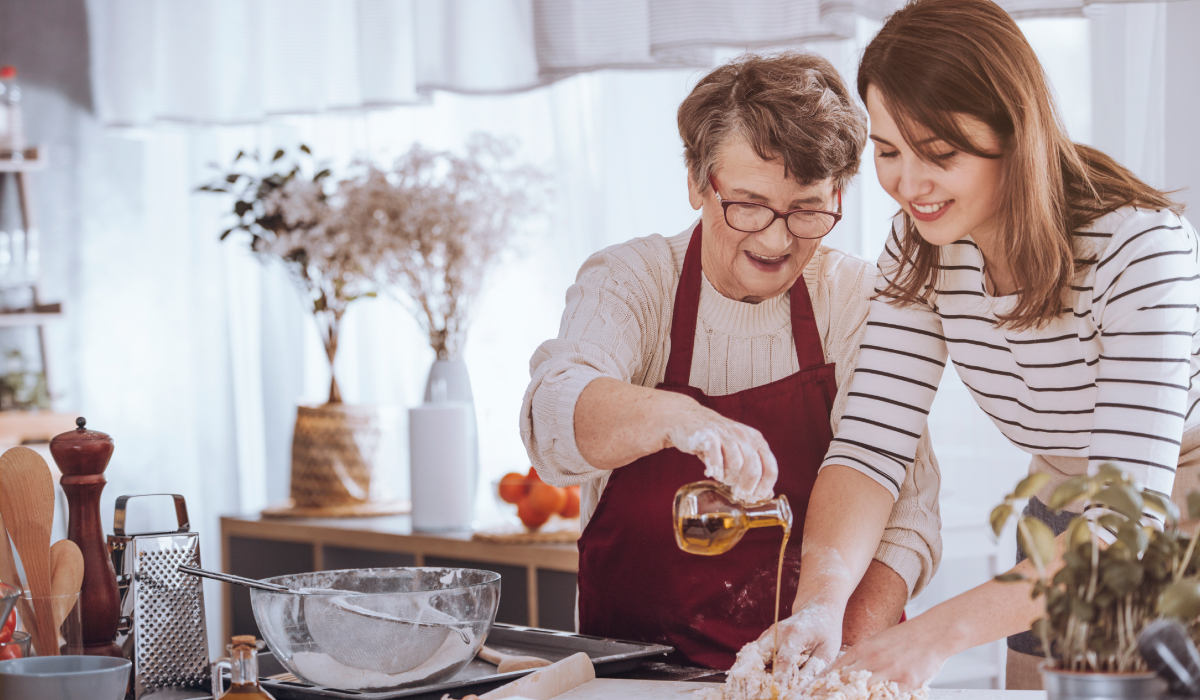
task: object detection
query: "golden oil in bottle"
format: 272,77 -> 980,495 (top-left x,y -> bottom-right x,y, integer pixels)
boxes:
672,481 -> 794,667
673,481 -> 791,555
213,636 -> 277,700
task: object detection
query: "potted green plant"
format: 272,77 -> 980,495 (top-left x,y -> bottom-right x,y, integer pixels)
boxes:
992,465 -> 1200,699
200,147 -> 395,515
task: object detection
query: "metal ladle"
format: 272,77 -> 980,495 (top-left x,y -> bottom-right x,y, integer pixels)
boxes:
179,566 -> 472,674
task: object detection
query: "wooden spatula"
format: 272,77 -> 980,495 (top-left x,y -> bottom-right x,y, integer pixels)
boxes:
0,509 -> 35,649
0,446 -> 60,656
49,539 -> 84,630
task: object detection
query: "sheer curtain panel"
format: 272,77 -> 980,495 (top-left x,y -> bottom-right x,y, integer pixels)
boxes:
90,0 -> 1194,129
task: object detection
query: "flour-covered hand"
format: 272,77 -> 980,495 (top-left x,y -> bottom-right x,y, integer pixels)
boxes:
833,620 -> 945,692
664,402 -> 777,503
749,601 -> 843,671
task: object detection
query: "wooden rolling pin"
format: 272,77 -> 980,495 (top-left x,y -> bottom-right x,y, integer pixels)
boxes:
461,652 -> 595,700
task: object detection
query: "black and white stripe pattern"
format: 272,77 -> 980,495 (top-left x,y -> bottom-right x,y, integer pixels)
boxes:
823,207 -> 1200,499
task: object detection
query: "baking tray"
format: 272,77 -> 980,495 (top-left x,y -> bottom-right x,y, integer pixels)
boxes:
255,622 -> 674,700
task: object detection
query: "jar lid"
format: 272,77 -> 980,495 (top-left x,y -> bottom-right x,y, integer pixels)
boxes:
51,417 -> 112,445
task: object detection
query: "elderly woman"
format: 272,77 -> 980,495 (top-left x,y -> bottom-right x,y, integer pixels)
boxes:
520,52 -> 940,670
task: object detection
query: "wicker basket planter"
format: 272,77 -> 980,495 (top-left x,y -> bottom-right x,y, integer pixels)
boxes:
288,403 -> 384,508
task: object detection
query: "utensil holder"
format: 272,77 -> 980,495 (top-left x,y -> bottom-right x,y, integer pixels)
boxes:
21,590 -> 81,656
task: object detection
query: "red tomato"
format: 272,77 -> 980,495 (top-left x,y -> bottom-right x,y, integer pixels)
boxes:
0,645 -> 20,660
0,610 -> 14,644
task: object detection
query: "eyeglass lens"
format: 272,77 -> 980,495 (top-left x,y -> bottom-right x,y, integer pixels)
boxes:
724,202 -> 836,239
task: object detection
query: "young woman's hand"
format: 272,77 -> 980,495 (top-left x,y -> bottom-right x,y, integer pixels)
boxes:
663,399 -> 778,503
833,618 -> 948,691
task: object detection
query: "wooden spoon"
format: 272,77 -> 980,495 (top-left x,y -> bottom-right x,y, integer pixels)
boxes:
49,539 -> 84,629
0,446 -> 59,656
0,510 -> 35,648
478,645 -> 552,673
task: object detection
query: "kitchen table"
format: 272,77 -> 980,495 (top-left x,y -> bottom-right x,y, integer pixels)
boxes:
554,679 -> 1046,700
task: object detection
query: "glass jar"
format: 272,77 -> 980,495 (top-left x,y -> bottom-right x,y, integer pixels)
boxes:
211,636 -> 275,699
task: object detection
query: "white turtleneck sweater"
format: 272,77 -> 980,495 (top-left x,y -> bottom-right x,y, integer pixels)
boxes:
520,225 -> 942,596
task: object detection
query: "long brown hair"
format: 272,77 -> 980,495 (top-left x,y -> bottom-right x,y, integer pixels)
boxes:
858,0 -> 1181,330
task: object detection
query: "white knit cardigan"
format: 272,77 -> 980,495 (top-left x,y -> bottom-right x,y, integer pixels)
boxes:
520,225 -> 943,596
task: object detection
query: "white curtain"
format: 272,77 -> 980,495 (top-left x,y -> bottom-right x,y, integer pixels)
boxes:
87,0 -> 1194,127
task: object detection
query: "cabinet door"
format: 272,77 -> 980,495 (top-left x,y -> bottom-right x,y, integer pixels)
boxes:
227,537 -> 314,638
426,557 -> 530,627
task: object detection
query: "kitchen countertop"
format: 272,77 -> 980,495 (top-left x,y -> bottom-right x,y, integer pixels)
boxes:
555,679 -> 1047,699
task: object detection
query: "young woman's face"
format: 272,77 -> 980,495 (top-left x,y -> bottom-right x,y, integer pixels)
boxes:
866,85 -> 1006,246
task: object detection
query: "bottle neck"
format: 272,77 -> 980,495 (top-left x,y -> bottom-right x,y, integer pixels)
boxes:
230,645 -> 259,685
745,494 -> 792,530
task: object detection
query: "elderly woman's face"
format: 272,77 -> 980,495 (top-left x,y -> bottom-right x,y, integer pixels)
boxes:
689,138 -> 835,303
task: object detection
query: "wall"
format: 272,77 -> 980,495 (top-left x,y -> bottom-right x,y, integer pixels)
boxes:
1165,0 -> 1200,208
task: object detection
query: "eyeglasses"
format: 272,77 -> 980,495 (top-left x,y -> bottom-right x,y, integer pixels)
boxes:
707,173 -> 842,239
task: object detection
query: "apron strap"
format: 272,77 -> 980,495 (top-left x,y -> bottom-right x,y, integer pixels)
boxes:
663,223 -> 827,387
789,274 -> 826,370
663,224 -> 704,387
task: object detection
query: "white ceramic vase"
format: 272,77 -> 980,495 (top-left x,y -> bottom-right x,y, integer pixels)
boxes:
409,358 -> 480,531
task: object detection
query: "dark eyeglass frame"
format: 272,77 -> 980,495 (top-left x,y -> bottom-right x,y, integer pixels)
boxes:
707,173 -> 843,239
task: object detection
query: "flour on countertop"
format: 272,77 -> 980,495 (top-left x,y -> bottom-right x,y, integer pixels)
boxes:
696,642 -> 929,700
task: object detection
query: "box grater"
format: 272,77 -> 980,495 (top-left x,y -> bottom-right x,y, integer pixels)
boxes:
108,494 -> 210,699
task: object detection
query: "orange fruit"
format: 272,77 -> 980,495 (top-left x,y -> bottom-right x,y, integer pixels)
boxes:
517,496 -> 551,530
526,467 -> 542,483
527,482 -> 568,516
498,472 -> 529,504
559,485 -> 580,518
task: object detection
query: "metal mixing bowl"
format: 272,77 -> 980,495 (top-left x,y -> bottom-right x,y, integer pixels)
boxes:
250,567 -> 500,691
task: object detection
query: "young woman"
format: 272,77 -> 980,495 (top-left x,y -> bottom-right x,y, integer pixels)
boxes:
755,0 -> 1200,690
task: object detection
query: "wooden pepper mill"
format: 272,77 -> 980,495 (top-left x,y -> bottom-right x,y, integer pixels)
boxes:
51,417 -> 122,657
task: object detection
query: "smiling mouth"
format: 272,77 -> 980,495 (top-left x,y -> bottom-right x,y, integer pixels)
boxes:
746,251 -> 789,265
912,201 -> 950,214
744,250 -> 792,270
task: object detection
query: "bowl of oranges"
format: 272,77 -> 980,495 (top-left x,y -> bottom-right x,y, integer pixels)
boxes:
494,468 -> 580,531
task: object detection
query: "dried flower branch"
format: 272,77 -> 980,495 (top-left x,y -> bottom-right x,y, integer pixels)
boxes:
334,134 -> 547,359
200,135 -> 544,401
200,147 -> 377,403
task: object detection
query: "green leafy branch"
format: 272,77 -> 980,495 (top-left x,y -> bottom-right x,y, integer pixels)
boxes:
991,465 -> 1197,672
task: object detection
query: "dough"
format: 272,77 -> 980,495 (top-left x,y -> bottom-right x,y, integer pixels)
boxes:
694,642 -> 930,700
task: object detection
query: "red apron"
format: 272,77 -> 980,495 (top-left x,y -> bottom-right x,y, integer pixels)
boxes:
577,224 -> 837,670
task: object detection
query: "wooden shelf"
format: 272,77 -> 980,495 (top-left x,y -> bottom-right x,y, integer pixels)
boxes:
0,147 -> 46,172
0,303 -> 62,327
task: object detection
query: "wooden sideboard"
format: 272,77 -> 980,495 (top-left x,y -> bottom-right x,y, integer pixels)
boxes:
219,515 -> 579,643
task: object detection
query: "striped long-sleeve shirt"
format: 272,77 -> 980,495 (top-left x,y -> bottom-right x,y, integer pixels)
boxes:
822,207 -> 1200,504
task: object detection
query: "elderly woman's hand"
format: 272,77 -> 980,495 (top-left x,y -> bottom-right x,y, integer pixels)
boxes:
745,601 -> 842,671
663,398 -> 778,503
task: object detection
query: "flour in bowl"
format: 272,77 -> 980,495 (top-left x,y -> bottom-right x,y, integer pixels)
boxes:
695,641 -> 929,700
290,627 -> 474,690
